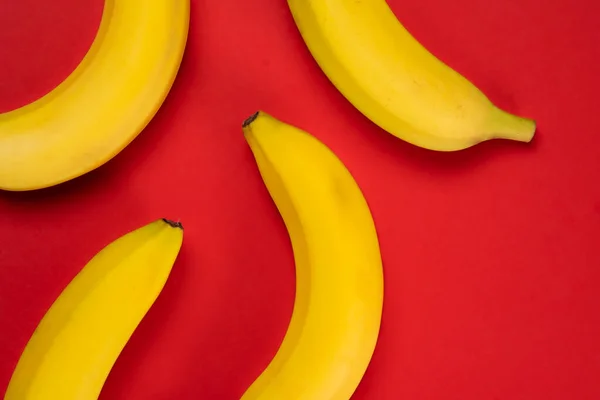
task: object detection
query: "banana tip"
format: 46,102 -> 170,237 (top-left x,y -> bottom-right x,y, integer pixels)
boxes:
242,111 -> 260,128
162,218 -> 184,230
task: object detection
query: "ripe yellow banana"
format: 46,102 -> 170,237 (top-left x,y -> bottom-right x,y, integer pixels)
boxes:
241,111 -> 384,400
0,0 -> 190,191
4,218 -> 184,400
287,0 -> 536,151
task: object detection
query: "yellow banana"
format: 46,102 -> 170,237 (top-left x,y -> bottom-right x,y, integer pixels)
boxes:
241,111 -> 384,400
287,0 -> 536,151
0,0 -> 190,191
4,218 -> 184,400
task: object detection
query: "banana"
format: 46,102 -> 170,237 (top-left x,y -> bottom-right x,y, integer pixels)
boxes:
241,111 -> 384,400
287,0 -> 536,151
0,0 -> 190,191
4,218 -> 184,400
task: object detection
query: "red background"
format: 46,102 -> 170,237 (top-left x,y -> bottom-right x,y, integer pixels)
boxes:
1,0 -> 599,398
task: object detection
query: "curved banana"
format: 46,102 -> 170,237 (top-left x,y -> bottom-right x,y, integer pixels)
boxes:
287,0 -> 536,151
5,218 -> 184,400
241,111 -> 384,400
0,0 -> 190,191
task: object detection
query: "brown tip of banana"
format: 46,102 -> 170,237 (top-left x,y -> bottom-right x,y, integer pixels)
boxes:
242,112 -> 260,128
162,218 -> 184,230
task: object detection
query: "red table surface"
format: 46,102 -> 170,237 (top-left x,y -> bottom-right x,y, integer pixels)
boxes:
1,0 -> 599,398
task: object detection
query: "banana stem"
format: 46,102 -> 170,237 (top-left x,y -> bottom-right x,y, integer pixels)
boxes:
488,106 -> 536,143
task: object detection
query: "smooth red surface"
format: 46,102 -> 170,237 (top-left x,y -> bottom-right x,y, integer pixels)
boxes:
1,0 -> 599,398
